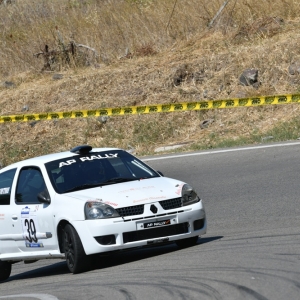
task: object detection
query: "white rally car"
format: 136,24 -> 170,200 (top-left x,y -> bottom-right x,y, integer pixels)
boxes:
0,145 -> 206,281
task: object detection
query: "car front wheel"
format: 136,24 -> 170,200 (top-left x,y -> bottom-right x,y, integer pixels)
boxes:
0,260 -> 12,282
176,236 -> 199,248
63,224 -> 91,274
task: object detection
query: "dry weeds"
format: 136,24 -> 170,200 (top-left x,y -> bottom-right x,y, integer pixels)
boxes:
1,0 -> 300,166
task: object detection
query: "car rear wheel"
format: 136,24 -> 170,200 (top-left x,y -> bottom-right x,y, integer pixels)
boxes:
176,236 -> 199,248
0,260 -> 12,282
63,224 -> 91,274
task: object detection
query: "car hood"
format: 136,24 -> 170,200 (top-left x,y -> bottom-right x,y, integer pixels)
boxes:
64,177 -> 185,208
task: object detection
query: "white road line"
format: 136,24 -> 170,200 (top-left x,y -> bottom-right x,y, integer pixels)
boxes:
143,141 -> 300,161
0,294 -> 58,300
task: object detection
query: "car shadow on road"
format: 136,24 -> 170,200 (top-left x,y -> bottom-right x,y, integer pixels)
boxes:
7,260 -> 69,282
6,235 -> 223,282
93,235 -> 223,270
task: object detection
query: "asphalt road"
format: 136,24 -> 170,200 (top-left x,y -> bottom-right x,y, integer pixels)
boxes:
1,142 -> 300,300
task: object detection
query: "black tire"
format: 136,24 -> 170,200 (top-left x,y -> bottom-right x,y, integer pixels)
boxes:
0,260 -> 11,282
176,236 -> 199,248
63,224 -> 91,274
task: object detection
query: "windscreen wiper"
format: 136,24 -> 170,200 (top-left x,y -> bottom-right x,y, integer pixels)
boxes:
64,183 -> 101,193
99,177 -> 140,186
65,178 -> 149,191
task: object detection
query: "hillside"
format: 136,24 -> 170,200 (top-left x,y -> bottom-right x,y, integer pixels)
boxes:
1,0 -> 300,166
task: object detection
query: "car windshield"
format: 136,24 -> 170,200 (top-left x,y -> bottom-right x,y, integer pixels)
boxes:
45,150 -> 159,194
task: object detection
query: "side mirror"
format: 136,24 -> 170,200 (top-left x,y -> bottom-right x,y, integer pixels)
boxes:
157,171 -> 164,177
37,189 -> 51,204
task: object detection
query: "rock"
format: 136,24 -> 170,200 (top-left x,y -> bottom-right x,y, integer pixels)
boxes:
29,121 -> 39,127
0,0 -> 13,5
252,82 -> 260,89
154,144 -> 185,153
200,119 -> 214,129
52,74 -> 63,80
288,62 -> 300,75
21,105 -> 29,112
261,136 -> 273,141
93,63 -> 102,69
2,81 -> 15,88
97,116 -> 108,124
172,64 -> 193,86
239,69 -> 259,87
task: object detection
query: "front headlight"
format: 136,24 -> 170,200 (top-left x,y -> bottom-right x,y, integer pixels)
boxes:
181,184 -> 200,206
84,201 -> 120,219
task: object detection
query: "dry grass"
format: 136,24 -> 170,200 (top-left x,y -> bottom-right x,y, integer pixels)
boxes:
1,0 -> 300,166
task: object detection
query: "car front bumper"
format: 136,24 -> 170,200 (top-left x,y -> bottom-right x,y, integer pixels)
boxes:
72,200 -> 207,255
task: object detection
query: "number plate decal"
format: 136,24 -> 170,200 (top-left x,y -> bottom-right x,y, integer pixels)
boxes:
21,206 -> 44,248
144,219 -> 171,229
136,217 -> 177,230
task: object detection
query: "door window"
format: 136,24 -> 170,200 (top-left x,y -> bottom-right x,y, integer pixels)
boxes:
0,168 -> 16,205
15,167 -> 47,204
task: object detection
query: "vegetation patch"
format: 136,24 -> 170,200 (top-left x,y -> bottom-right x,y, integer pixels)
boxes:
1,0 -> 300,166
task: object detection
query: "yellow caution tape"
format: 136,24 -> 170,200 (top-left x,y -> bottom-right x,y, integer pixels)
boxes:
1,94 -> 300,123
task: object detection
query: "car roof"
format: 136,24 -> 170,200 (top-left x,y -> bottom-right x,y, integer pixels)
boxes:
0,147 -> 122,172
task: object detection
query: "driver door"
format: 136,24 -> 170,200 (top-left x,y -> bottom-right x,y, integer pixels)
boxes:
13,167 -> 56,253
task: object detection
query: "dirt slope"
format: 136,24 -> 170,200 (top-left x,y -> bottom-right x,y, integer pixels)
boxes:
1,1 -> 300,166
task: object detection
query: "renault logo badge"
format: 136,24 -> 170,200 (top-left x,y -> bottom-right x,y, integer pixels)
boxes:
150,204 -> 158,214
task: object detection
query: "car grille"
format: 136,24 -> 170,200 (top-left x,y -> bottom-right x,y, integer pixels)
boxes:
116,204 -> 144,217
123,222 -> 189,243
159,197 -> 182,210
116,198 -> 183,218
